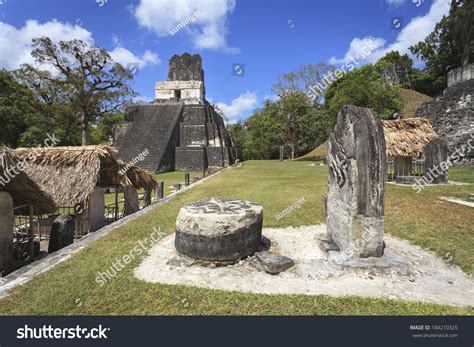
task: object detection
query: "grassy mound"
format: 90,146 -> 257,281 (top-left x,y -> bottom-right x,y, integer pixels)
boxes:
296,141 -> 327,161
398,88 -> 432,119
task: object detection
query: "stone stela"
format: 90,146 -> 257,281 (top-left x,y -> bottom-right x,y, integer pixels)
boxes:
324,105 -> 387,258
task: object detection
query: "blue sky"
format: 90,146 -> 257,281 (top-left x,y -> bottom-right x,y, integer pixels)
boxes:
0,0 -> 450,122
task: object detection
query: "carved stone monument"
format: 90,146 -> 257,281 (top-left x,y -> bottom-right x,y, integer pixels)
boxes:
424,138 -> 449,184
48,215 -> 75,253
325,105 -> 387,258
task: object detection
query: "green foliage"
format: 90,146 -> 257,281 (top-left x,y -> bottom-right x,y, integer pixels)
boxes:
89,112 -> 125,144
244,103 -> 285,159
409,0 -> 473,95
0,69 -> 46,147
324,64 -> 402,120
376,51 -> 414,74
231,92 -> 333,160
19,37 -> 137,145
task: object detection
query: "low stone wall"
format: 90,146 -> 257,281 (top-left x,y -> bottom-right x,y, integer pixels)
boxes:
447,64 -> 473,87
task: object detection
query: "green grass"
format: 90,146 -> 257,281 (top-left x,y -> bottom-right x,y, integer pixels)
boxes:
0,161 -> 472,315
449,166 -> 474,184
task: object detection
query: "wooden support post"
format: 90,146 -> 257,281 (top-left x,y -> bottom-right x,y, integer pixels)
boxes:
185,172 -> 190,186
157,181 -> 164,200
114,187 -> 119,221
144,190 -> 152,206
28,205 -> 34,263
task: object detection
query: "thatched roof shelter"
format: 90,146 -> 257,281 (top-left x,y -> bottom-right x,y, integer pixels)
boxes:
382,118 -> 438,157
0,146 -> 56,215
14,146 -> 158,206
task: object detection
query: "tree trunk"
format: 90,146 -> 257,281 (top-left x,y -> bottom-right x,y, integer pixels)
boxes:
81,111 -> 88,146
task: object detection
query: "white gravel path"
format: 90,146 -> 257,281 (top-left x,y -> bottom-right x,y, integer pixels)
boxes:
134,225 -> 474,307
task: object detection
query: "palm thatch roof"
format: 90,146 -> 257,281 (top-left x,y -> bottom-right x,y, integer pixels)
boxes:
0,146 -> 56,215
382,118 -> 438,157
14,146 -> 158,206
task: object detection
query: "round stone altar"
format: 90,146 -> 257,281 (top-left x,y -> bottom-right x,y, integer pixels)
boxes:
175,198 -> 264,261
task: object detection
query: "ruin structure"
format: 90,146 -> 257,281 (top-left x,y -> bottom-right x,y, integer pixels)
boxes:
115,54 -> 235,173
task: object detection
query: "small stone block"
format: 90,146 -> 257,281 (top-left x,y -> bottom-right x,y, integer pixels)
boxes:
255,251 -> 295,274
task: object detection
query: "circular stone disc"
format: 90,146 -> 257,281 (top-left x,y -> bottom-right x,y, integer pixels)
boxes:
175,197 -> 263,261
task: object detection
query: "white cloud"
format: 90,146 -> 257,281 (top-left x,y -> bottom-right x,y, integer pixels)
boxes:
329,0 -> 450,65
216,91 -> 258,123
134,0 -> 239,53
109,46 -> 161,69
329,37 -> 386,65
0,20 -> 160,73
386,0 -> 405,7
0,19 -> 93,70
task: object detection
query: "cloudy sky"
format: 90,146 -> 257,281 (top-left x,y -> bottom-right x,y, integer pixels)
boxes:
0,0 -> 450,123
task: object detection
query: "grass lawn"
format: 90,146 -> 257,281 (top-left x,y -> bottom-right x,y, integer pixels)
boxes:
0,161 -> 472,315
449,166 -> 474,184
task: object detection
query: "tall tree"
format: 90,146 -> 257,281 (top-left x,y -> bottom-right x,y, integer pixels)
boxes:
0,69 -> 46,147
272,63 -> 336,105
19,37 -> 136,145
324,64 -> 402,120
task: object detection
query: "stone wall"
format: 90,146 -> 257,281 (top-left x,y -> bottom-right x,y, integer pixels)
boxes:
168,53 -> 204,82
447,64 -> 474,87
112,123 -> 133,149
175,147 -> 207,171
415,79 -> 473,158
155,81 -> 204,101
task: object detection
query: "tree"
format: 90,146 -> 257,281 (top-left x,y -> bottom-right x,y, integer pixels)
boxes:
244,104 -> 285,160
276,92 -> 331,155
0,69 -> 46,147
409,0 -> 473,94
228,122 -> 249,160
377,51 -> 414,74
229,91 -> 333,160
272,63 -> 336,105
19,37 -> 137,145
324,64 -> 402,120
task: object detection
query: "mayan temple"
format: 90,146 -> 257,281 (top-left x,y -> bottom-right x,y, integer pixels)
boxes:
114,53 -> 235,173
